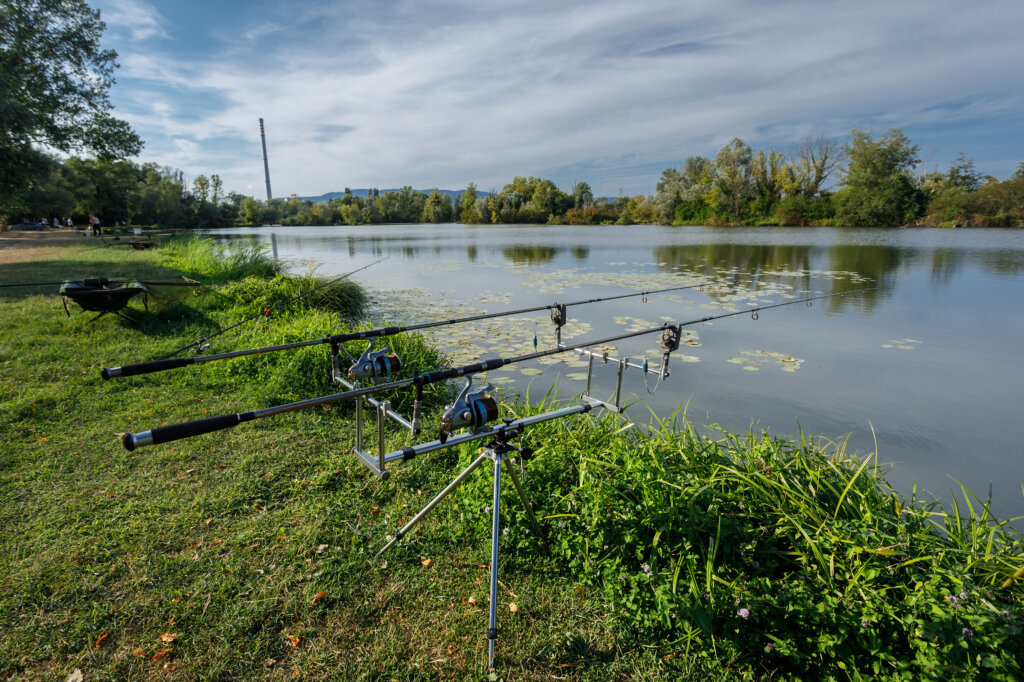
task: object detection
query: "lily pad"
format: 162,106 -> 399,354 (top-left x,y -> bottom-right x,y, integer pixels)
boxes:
564,372 -> 589,381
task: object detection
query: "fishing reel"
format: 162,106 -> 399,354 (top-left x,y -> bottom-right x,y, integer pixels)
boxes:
439,377 -> 499,444
348,344 -> 402,383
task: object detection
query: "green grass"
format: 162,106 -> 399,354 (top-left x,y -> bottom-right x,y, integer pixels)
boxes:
1,236 -> 1022,680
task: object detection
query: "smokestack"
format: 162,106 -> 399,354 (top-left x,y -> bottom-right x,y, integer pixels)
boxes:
259,118 -> 272,200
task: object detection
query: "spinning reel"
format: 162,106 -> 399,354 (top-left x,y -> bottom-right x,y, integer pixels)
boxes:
439,377 -> 499,443
348,344 -> 402,383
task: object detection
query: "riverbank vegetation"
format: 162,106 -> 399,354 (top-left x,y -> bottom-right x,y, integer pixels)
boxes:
8,127 -> 1023,230
2,236 -> 1023,679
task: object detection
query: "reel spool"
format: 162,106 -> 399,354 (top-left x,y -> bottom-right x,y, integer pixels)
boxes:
348,345 -> 403,382
439,378 -> 499,443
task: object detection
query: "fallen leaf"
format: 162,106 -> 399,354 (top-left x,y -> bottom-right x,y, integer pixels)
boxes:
65,669 -> 83,682
286,634 -> 300,647
420,557 -> 432,567
168,618 -> 175,626
446,645 -> 457,655
187,542 -> 201,550
204,518 -> 212,526
37,436 -> 50,442
379,560 -> 388,569
316,544 -> 328,554
311,591 -> 326,604
159,633 -> 179,643
292,669 -> 299,678
254,504 -> 265,511
509,603 -> 521,613
370,505 -> 381,516
151,650 -> 170,661
170,598 -> 180,604
132,647 -> 145,656
465,596 -> 477,606
94,631 -> 109,648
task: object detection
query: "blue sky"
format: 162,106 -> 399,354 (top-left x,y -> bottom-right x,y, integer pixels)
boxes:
92,0 -> 1024,198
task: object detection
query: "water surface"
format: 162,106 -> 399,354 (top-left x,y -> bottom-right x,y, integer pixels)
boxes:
203,224 -> 1024,520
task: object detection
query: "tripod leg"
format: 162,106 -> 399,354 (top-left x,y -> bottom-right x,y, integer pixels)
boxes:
505,465 -> 544,541
487,454 -> 502,670
375,451 -> 489,558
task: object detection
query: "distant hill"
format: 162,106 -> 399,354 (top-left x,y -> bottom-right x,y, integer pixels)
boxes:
297,189 -> 491,204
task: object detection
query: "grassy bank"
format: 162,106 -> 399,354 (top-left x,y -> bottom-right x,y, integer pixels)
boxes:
1,234 -> 1022,680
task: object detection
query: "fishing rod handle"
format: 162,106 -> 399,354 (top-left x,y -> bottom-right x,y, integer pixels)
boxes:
414,358 -> 506,385
102,358 -> 193,379
122,413 -> 253,450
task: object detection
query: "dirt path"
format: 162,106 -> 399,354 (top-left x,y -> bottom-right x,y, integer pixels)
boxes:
0,229 -> 100,264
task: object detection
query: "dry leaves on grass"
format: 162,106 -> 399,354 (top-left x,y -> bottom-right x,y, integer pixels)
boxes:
509,603 -> 521,613
311,591 -> 326,604
151,650 -> 170,661
65,668 -> 83,682
159,633 -> 179,643
286,634 -> 300,647
94,631 -> 108,648
132,648 -> 145,657
420,557 -> 432,567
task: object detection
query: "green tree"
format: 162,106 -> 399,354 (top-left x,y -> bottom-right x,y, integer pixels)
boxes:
459,183 -> 478,223
655,156 -> 712,224
835,128 -> 923,227
572,181 -> 594,209
710,138 -> 753,223
192,175 -> 210,203
0,0 -> 142,222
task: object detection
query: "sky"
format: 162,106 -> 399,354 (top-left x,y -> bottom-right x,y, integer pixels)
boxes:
92,0 -> 1024,199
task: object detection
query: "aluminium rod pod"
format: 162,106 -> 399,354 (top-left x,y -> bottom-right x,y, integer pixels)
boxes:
119,288 -> 875,451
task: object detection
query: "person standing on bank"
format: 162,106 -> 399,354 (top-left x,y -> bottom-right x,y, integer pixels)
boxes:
89,215 -> 101,236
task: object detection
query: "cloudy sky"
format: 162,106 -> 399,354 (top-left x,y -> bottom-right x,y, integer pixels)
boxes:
92,0 -> 1024,198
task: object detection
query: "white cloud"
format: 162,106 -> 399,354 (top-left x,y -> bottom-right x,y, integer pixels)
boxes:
101,0 -> 169,41
104,0 -> 1024,196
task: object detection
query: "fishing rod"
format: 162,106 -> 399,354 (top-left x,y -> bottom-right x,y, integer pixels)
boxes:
1,275 -> 190,289
150,258 -> 388,361
121,286 -> 874,451
101,278 -> 719,379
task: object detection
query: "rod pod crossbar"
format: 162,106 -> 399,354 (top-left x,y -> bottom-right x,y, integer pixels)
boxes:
102,278 -> 717,379
372,400 -> 597,669
120,287 -> 874,451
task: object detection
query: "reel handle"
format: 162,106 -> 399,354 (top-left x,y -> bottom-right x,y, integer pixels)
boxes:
122,413 -> 252,450
102,358 -> 192,379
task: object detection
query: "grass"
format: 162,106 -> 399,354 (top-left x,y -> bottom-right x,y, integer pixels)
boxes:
1,234 -> 1023,680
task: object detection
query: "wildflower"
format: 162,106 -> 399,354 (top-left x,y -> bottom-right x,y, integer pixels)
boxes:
503,527 -> 509,536
524,529 -> 529,535
737,608 -> 750,619
944,595 -> 959,607
962,627 -> 974,639
484,506 -> 490,513
558,520 -> 564,527
1003,610 -> 1012,620
959,591 -> 968,600
765,643 -> 774,652
861,618 -> 869,628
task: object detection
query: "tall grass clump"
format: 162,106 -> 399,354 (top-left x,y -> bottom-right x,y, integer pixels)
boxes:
442,400 -> 1024,679
217,273 -> 368,320
160,234 -> 280,283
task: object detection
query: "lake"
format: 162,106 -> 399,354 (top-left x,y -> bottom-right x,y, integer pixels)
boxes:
202,224 -> 1024,521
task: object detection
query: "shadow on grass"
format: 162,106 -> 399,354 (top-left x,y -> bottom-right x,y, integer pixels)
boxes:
0,258 -> 189,302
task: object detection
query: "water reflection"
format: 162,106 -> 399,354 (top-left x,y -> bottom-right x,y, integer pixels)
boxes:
502,245 -> 560,265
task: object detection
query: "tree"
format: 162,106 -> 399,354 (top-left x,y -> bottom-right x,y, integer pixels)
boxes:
572,181 -> 594,209
1,0 -> 142,221
655,156 -> 712,223
835,128 -> 923,227
192,175 -> 210,203
459,183 -> 478,223
711,138 -> 753,223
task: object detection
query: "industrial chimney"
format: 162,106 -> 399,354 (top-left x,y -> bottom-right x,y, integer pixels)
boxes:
259,118 -> 272,200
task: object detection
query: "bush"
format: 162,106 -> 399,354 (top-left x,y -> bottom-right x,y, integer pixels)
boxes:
441,402 -> 1024,679
160,234 -> 280,282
